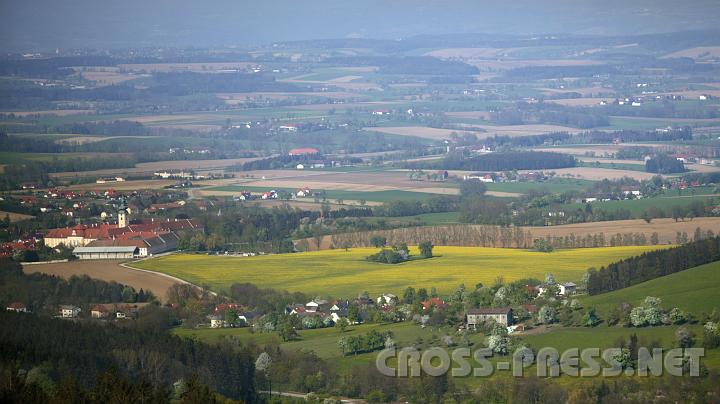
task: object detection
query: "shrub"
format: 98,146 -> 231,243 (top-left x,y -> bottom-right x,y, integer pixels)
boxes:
366,249 -> 407,264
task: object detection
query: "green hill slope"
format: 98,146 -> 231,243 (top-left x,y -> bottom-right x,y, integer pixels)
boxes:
582,260 -> 720,316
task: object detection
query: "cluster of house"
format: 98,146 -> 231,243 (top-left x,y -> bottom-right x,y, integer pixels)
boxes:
0,239 -> 38,258
14,188 -> 84,215
207,303 -> 259,328
154,171 -> 209,180
196,276 -> 579,332
579,186 -> 643,203
168,147 -> 211,155
90,303 -> 148,319
462,171 -> 547,184
95,177 -> 126,184
285,299 -> 351,325
5,302 -> 147,320
235,187 -> 315,202
43,203 -> 204,259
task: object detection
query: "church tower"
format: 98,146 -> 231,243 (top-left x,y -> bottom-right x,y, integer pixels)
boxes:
118,198 -> 128,228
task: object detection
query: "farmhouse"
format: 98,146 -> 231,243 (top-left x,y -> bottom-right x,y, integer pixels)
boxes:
85,233 -> 179,257
91,305 -> 110,318
73,246 -> 139,260
6,302 -> 27,312
95,177 -> 126,184
422,297 -> 448,311
305,299 -> 329,313
288,147 -> 320,156
209,315 -> 225,328
279,124 -> 298,132
537,282 -> 577,296
60,305 -> 81,318
376,293 -> 397,306
466,307 -> 513,328
236,191 -> 253,201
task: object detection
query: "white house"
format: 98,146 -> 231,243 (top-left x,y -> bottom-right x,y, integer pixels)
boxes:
376,293 -> 397,306
537,282 -> 576,296
467,307 -> 513,328
90,305 -> 110,318
60,305 -> 81,318
209,315 -> 225,328
559,282 -> 577,295
330,311 -> 349,323
279,125 -> 298,132
305,299 -> 328,313
6,302 -> 27,312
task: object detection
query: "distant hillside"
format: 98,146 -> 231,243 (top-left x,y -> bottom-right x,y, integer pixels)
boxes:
582,260 -> 720,316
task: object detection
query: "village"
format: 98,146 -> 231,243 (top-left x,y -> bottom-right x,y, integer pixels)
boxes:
5,270 -> 581,346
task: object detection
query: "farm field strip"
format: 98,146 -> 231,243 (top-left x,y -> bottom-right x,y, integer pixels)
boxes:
22,260 -> 181,303
365,124 -> 583,140
0,210 -> 35,222
130,246 -> 665,297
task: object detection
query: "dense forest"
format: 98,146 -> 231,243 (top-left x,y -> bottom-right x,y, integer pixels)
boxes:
481,127 -> 693,149
0,260 -> 154,312
422,151 -> 577,171
490,102 -> 609,128
0,311 -> 256,401
587,236 -> 720,295
645,154 -> 687,174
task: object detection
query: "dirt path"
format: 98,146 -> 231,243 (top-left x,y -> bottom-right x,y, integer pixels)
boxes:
22,260 -> 182,302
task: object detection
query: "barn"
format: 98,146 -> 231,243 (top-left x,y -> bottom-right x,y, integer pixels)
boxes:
73,246 -> 139,260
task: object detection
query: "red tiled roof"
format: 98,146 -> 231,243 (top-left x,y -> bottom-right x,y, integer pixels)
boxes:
45,219 -> 202,240
422,297 -> 447,310
467,307 -> 511,315
288,147 -> 320,155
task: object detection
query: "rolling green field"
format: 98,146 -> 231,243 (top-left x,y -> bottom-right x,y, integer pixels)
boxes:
581,261 -> 720,317
578,161 -> 648,172
361,211 -> 462,226
131,246 -> 665,297
523,324 -> 720,370
566,194 -> 719,216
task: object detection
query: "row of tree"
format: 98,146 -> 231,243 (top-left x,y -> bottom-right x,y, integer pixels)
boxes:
327,224 -> 692,250
425,151 -> 577,171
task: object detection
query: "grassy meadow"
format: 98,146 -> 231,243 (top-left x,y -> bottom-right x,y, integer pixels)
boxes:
581,260 -> 720,317
567,194 -> 719,216
131,245 -> 665,297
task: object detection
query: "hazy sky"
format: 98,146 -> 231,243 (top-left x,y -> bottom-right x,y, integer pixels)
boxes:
1,0 -> 719,51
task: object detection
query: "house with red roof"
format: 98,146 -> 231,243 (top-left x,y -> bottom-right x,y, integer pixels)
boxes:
6,302 -> 27,313
422,297 -> 448,311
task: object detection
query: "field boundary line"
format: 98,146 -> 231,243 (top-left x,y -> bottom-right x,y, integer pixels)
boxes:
22,259 -> 70,265
121,256 -> 218,297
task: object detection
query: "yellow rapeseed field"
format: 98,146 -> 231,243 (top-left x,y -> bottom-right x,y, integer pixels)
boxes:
131,246 -> 666,297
